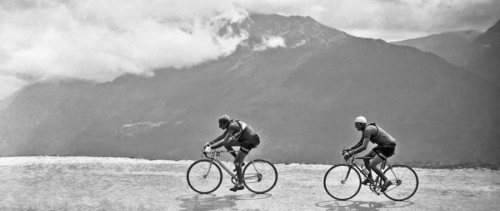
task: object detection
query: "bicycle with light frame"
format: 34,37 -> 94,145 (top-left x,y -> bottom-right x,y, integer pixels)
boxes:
323,149 -> 419,201
187,150 -> 278,194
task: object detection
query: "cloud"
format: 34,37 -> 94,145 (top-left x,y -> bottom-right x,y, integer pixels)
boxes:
234,0 -> 500,41
0,75 -> 27,100
0,0 -> 249,98
253,36 -> 286,51
291,40 -> 307,48
1,0 -> 500,100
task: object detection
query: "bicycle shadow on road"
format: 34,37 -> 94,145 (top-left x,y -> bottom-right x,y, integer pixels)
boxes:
176,193 -> 272,211
316,200 -> 414,211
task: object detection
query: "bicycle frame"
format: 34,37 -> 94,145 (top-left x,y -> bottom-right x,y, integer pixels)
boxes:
324,150 -> 418,201
203,150 -> 260,182
342,154 -> 391,194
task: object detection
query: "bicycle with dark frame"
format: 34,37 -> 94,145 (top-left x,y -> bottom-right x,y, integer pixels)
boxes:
187,149 -> 278,194
323,149 -> 419,201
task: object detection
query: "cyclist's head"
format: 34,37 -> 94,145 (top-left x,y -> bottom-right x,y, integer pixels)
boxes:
354,116 -> 367,131
218,115 -> 231,129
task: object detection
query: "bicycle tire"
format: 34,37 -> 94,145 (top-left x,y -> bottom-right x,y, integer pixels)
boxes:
242,159 -> 278,194
382,164 -> 419,201
186,159 -> 223,194
323,164 -> 361,200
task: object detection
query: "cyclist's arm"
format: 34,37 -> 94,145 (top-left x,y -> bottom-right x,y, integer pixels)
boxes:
349,138 -> 364,151
207,130 -> 227,147
349,138 -> 370,155
209,134 -> 224,145
210,131 -> 234,149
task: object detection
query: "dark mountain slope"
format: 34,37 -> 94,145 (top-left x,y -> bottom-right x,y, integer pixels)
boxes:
392,30 -> 480,67
465,19 -> 500,84
393,19 -> 500,87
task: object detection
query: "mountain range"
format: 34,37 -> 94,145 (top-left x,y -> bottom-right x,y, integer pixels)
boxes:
393,19 -> 500,87
1,14 -> 499,166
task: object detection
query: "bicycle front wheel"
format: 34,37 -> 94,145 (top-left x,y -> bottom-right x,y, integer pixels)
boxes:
323,164 -> 361,200
382,165 -> 419,201
243,159 -> 278,194
186,159 -> 223,194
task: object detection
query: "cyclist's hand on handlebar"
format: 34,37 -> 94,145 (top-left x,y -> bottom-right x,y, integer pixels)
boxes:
341,148 -> 350,155
203,145 -> 212,153
343,154 -> 351,161
342,149 -> 352,160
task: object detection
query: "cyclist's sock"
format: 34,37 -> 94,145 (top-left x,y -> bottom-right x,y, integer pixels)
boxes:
235,165 -> 243,184
233,162 -> 245,171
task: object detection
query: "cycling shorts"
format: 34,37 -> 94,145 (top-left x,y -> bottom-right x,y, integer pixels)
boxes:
373,146 -> 395,160
240,134 -> 260,154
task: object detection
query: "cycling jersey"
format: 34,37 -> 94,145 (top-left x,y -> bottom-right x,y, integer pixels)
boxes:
363,125 -> 396,147
224,120 -> 260,145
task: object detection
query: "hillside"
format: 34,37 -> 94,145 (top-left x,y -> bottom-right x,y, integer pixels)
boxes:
393,19 -> 500,86
392,30 -> 480,67
1,14 -> 499,166
465,19 -> 500,85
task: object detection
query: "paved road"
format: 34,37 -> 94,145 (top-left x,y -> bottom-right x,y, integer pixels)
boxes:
1,157 -> 499,210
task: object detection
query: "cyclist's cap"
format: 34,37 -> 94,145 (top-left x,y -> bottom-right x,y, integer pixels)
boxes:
218,115 -> 231,124
355,116 -> 367,124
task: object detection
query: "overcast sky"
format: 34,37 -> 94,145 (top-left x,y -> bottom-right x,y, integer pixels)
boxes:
1,0 -> 500,100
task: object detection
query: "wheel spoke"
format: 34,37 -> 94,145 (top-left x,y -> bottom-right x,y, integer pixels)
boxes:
243,160 -> 278,194
187,160 -> 222,194
323,164 -> 361,200
382,165 -> 419,201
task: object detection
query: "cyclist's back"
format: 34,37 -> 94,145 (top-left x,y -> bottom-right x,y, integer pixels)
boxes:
227,120 -> 260,146
364,124 -> 396,148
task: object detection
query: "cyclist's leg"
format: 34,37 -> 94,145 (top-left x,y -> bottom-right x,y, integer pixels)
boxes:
232,135 -> 259,190
371,147 -> 395,184
369,155 -> 386,182
234,150 -> 248,185
363,150 -> 377,178
235,143 -> 256,183
224,140 -> 241,158
229,148 -> 250,191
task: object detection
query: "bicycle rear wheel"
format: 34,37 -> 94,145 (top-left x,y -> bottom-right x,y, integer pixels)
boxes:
186,159 -> 223,194
323,164 -> 361,200
243,159 -> 278,194
382,164 -> 419,201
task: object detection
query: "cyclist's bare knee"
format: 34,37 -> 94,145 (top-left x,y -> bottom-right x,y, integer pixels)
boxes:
370,156 -> 384,168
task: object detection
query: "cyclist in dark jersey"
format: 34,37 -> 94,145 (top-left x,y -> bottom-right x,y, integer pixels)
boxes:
343,116 -> 396,192
204,115 -> 260,192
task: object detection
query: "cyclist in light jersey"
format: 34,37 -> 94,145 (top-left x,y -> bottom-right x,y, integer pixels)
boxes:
343,116 -> 396,192
204,115 -> 260,192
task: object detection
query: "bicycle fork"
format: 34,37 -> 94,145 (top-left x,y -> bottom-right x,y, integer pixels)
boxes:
343,167 -> 354,184
204,159 -> 215,179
